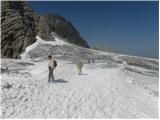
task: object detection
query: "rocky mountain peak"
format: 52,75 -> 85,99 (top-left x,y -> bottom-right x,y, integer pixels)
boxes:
1,1 -> 89,59
37,13 -> 89,48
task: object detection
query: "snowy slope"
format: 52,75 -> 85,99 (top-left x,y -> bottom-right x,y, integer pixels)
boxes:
20,34 -> 158,71
20,32 -> 70,59
1,59 -> 158,118
1,33 -> 159,118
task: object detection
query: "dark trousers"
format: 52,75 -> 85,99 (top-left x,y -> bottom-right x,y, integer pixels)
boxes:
48,66 -> 54,82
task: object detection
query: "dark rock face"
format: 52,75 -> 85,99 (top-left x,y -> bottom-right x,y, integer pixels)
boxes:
1,1 -> 38,58
37,14 -> 89,48
1,2 -> 89,59
37,16 -> 51,41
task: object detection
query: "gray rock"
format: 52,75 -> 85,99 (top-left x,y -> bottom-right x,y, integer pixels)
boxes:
37,14 -> 89,48
1,2 -> 89,59
1,1 -> 37,58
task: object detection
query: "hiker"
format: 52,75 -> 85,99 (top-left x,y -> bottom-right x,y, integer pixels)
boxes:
48,55 -> 57,82
121,61 -> 127,72
77,60 -> 83,75
92,58 -> 95,64
122,61 -> 127,69
88,58 -> 91,64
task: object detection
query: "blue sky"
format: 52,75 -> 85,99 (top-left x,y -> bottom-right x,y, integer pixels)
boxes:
29,1 -> 158,58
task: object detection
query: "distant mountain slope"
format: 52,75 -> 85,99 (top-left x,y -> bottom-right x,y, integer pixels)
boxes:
21,32 -> 94,61
1,1 -> 89,59
37,14 -> 89,48
21,33 -> 159,73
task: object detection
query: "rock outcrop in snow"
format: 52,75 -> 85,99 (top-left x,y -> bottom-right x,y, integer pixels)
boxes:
1,1 -> 89,59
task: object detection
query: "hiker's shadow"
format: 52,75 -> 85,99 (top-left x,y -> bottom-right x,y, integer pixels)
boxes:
82,73 -> 88,75
79,73 -> 88,75
54,79 -> 68,83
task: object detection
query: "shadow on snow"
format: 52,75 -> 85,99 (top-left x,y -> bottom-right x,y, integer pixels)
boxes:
53,79 -> 68,83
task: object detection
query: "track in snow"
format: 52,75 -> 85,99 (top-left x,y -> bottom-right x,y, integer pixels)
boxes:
1,60 -> 158,118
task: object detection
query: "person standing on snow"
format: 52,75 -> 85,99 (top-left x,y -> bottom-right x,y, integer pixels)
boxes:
77,60 -> 83,75
122,61 -> 127,70
88,58 -> 91,64
92,58 -> 95,64
48,55 -> 57,82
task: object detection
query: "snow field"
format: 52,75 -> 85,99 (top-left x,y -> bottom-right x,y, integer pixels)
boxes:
1,60 -> 158,118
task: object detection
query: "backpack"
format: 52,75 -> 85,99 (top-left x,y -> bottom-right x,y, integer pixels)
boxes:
54,60 -> 57,67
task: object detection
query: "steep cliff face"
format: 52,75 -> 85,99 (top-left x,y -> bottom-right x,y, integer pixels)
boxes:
1,1 -> 89,59
37,14 -> 89,48
1,1 -> 38,58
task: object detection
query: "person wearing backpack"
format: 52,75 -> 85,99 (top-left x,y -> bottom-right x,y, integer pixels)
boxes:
48,55 -> 57,82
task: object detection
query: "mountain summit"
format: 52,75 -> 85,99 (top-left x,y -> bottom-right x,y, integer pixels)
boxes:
37,14 -> 89,48
1,1 -> 89,59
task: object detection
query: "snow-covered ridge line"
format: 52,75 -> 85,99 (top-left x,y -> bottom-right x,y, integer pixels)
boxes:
20,33 -> 70,59
26,32 -> 70,53
20,33 -> 158,62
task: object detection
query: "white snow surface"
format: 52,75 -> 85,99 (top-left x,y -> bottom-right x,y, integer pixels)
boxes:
20,34 -> 69,59
1,59 -> 158,118
1,33 -> 159,118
